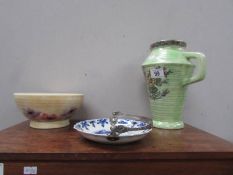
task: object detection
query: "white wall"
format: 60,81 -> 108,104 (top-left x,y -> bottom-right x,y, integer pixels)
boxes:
0,0 -> 232,142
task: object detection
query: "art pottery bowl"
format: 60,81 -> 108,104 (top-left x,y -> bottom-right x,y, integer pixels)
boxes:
14,93 -> 84,129
74,118 -> 152,144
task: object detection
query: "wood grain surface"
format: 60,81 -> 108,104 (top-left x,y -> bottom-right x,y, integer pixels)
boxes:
0,120 -> 233,175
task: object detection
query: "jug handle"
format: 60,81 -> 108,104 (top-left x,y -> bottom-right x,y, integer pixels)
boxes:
182,52 -> 206,86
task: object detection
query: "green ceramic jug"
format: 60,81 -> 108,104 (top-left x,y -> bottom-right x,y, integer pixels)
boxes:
142,40 -> 206,129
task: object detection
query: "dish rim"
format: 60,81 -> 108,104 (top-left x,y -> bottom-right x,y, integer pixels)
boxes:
73,118 -> 152,137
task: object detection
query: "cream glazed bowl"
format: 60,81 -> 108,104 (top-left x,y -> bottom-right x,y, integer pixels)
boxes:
14,93 -> 84,129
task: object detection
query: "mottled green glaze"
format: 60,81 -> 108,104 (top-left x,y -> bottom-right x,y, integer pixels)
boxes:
142,44 -> 206,129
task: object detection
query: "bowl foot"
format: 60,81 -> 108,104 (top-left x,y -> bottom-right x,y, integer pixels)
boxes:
30,119 -> 70,129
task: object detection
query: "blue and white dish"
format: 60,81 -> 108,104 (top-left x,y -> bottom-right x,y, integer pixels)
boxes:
74,118 -> 152,144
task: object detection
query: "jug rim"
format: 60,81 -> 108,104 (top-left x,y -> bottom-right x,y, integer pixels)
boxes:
150,40 -> 186,49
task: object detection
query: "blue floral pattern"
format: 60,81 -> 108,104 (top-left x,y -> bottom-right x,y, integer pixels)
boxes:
137,122 -> 146,127
81,121 -> 90,130
90,120 -> 96,127
118,120 -> 128,124
95,130 -> 111,135
97,119 -> 108,127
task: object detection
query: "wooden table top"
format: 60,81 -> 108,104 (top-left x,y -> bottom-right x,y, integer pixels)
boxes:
0,120 -> 233,161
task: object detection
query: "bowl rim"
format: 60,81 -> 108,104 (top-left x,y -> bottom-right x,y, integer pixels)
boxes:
14,93 -> 84,96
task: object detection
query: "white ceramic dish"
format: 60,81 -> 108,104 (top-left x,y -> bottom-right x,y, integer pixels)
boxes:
74,118 -> 152,144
